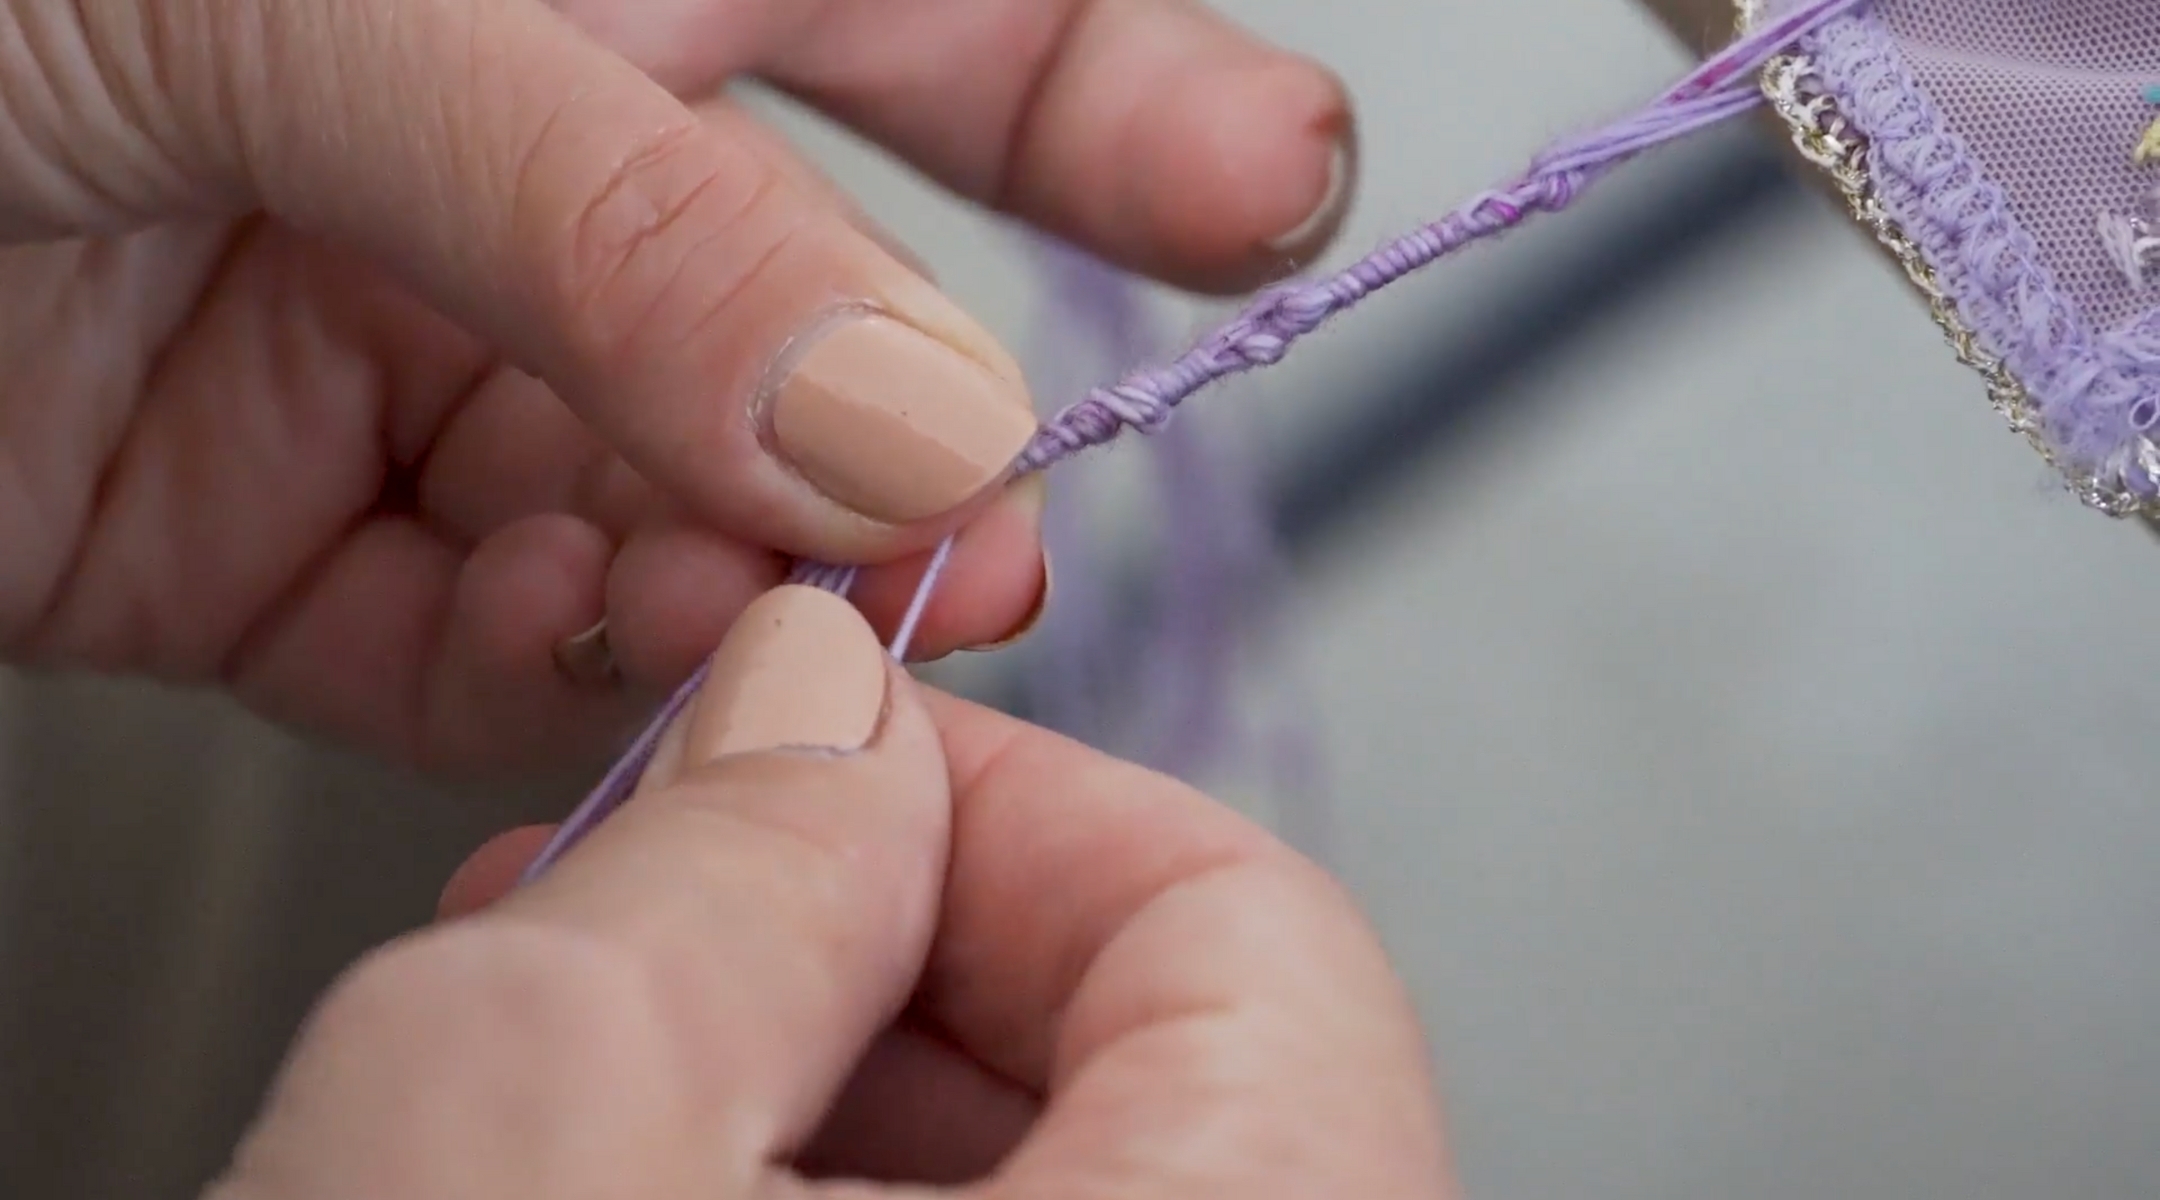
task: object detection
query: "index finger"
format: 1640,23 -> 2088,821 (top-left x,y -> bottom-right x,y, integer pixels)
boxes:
914,691 -> 1459,1197
553,0 -> 1355,295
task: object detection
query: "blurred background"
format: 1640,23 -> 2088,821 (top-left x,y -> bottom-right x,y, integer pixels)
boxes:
11,0 -> 2160,1196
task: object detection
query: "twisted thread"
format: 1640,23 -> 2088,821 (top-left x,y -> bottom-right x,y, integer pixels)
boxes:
1010,0 -> 1853,475
520,0 -> 1863,884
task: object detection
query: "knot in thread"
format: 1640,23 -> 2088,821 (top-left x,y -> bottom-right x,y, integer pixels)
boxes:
519,0 -> 1868,888
1533,170 -> 1580,209
1197,284 -> 1337,372
1097,380 -> 1175,432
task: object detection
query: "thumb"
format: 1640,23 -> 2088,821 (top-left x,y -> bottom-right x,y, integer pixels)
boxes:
491,583 -> 956,1153
215,585 -> 952,1197
15,0 -> 1038,562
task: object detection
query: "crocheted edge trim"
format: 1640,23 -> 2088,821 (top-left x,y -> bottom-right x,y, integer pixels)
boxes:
1745,0 -> 2160,516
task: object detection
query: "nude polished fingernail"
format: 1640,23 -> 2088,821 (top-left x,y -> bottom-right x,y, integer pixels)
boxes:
966,474 -> 1053,653
682,585 -> 887,764
769,313 -> 1038,526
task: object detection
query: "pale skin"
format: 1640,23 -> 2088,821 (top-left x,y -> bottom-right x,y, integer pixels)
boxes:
1,0 -> 1356,771
216,588 -> 1459,1199
3,0 -> 1713,1195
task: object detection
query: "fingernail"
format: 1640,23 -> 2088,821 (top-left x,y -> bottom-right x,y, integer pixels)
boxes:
682,585 -> 886,764
988,469 -> 1049,540
967,475 -> 1052,652
633,704 -> 692,798
552,620 -> 618,688
1264,118 -> 1358,260
769,313 -> 1038,526
972,552 -> 1052,653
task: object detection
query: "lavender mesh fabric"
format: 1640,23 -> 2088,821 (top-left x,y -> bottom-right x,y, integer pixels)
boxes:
1767,0 -> 2160,497
1878,0 -> 2157,332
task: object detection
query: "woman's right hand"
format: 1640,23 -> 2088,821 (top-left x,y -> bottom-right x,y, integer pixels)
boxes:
209,584 -> 1457,1200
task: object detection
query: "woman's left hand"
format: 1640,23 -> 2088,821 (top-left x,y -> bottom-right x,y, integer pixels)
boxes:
0,0 -> 1352,772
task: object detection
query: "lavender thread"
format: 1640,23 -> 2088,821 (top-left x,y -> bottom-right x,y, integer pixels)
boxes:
1019,236 -> 1266,783
518,0 -> 1862,885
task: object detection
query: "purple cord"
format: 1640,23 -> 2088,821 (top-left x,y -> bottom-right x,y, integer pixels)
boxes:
517,0 -> 1862,885
517,559 -> 854,883
1008,0 -> 1851,476
1022,238 -> 1136,747
1019,235 -> 1265,783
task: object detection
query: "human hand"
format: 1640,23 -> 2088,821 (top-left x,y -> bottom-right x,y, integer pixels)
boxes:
206,584 -> 1455,1200
0,0 -> 1353,771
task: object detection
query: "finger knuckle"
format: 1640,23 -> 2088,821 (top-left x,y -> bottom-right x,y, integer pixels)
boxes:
539,115 -> 786,366
310,921 -> 662,1078
672,784 -> 888,963
711,803 -> 860,916
0,1 -> 210,228
285,921 -> 722,1142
